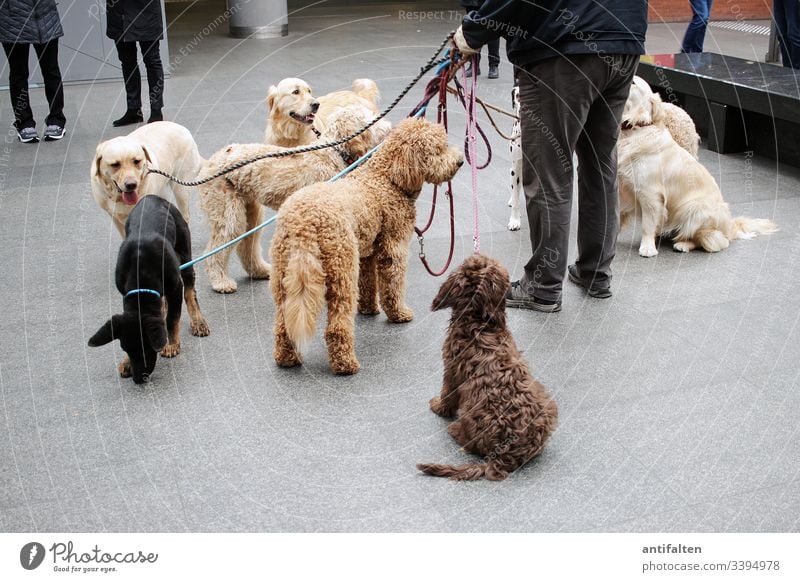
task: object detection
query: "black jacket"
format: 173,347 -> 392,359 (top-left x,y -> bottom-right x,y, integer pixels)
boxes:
0,0 -> 63,44
461,0 -> 647,66
106,0 -> 164,42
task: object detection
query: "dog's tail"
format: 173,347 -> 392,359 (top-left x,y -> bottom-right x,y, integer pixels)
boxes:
416,462 -> 488,481
283,247 -> 326,352
351,79 -> 380,105
732,216 -> 779,240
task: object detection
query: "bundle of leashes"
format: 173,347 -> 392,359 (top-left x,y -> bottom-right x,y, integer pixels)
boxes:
172,32 -> 492,274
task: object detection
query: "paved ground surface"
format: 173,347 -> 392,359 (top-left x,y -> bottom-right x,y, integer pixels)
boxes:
1,1 -> 798,532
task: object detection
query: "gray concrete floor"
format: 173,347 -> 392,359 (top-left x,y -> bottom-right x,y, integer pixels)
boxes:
1,1 -> 798,532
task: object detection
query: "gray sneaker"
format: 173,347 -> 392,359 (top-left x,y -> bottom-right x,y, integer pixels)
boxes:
505,280 -> 562,312
17,127 -> 39,143
43,125 -> 66,141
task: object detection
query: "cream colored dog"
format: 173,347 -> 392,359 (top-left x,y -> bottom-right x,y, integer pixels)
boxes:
626,76 -> 700,158
199,107 -> 383,294
618,84 -> 777,257
91,122 -> 202,236
264,77 -> 390,147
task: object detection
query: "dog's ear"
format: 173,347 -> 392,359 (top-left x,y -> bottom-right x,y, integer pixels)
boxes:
381,122 -> 427,194
144,316 -> 168,351
88,315 -> 121,347
140,144 -> 152,165
649,92 -> 665,124
473,263 -> 510,322
93,143 -> 105,179
266,85 -> 278,112
431,269 -> 461,311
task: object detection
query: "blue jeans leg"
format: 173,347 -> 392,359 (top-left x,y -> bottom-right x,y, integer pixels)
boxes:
681,0 -> 713,52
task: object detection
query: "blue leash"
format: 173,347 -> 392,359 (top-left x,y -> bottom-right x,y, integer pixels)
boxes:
178,95 -> 432,271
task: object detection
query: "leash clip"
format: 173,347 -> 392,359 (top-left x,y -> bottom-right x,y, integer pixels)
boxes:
417,235 -> 426,259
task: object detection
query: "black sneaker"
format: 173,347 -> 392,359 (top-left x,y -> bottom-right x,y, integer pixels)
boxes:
148,109 -> 163,124
17,127 -> 39,143
465,64 -> 480,78
505,280 -> 562,312
113,109 -> 144,127
488,64 -> 499,79
567,264 -> 612,298
43,124 -> 66,141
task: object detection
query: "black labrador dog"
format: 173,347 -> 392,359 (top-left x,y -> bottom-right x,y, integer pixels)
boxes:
89,196 -> 210,383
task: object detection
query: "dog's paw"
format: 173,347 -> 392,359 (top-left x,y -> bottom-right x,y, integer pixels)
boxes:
331,356 -> 360,375
429,396 -> 453,417
210,276 -> 238,294
275,356 -> 302,368
672,241 -> 695,253
118,358 -> 131,378
191,318 -> 211,337
161,342 -> 181,358
358,302 -> 380,316
639,242 -> 658,258
507,216 -> 521,231
388,307 -> 414,323
249,262 -> 271,280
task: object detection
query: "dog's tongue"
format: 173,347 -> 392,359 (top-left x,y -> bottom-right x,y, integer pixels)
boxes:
122,190 -> 139,205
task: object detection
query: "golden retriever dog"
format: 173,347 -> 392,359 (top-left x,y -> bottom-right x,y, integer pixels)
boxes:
264,77 -> 390,146
417,254 -> 558,481
91,121 -> 202,236
626,76 -> 700,158
269,118 -> 464,375
199,107 -> 383,294
618,88 -> 777,257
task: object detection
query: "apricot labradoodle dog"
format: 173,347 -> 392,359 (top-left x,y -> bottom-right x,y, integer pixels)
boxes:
417,254 -> 558,481
198,107 -> 384,294
269,117 -> 464,374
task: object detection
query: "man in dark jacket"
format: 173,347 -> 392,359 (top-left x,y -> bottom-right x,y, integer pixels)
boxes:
455,0 -> 647,311
1,0 -> 66,142
106,0 -> 165,126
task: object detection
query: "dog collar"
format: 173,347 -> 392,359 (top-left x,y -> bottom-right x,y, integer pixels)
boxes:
125,288 -> 161,298
335,146 -> 356,167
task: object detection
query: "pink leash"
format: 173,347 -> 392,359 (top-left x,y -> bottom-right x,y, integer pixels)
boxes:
462,55 -> 480,254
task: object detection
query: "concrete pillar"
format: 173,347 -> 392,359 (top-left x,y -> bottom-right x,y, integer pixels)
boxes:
228,0 -> 288,39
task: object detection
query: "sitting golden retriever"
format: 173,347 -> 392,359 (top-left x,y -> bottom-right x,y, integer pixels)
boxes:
198,107 -> 382,293
619,83 -> 777,257
264,77 -> 390,146
417,254 -> 558,481
626,76 -> 700,158
91,121 -> 202,236
269,118 -> 463,374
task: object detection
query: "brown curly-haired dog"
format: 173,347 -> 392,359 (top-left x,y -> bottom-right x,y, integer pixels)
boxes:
198,107 -> 383,294
269,117 -> 464,374
417,254 -> 558,481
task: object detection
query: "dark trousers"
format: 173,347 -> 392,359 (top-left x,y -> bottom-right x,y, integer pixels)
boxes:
2,40 -> 65,130
681,0 -> 713,53
115,39 -> 164,111
517,53 -> 638,301
774,0 -> 800,68
475,37 -> 500,68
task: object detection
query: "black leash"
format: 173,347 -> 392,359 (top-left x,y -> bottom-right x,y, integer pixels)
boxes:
147,33 -> 455,187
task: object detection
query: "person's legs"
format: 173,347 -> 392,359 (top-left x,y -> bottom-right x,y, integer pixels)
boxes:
573,54 -> 638,292
115,40 -> 142,108
2,42 -> 35,130
774,0 -> 792,67
33,40 -> 66,128
778,0 -> 800,68
516,56 -> 599,303
139,40 -> 164,120
681,0 -> 713,53
486,38 -> 500,78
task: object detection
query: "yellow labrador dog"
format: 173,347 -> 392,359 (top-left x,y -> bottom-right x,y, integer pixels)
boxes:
91,122 -> 203,236
263,77 -> 390,147
618,83 -> 777,257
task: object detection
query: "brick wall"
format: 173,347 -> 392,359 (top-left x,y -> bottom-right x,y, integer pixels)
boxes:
649,0 -> 772,22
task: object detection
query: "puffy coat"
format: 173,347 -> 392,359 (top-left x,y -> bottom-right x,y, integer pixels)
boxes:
461,0 -> 647,66
106,0 -> 164,42
0,0 -> 64,44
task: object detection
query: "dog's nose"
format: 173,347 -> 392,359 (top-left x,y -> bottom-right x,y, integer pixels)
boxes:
311,101 -> 320,113
457,159 -> 465,167
124,180 -> 138,191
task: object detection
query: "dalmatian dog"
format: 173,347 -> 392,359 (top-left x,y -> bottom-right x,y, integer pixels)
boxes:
508,86 -> 522,231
